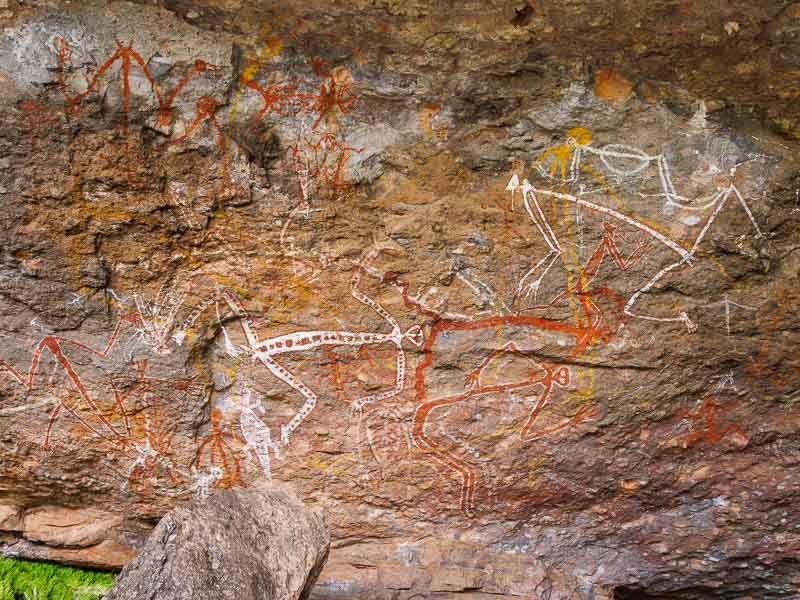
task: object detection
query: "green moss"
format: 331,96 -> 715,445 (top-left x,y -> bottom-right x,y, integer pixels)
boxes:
0,557 -> 114,600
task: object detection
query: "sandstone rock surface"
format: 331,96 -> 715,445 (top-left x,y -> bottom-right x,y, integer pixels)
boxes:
0,0 -> 798,598
105,483 -> 329,600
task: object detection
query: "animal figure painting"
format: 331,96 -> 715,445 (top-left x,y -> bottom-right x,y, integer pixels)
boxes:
0,26 -> 773,523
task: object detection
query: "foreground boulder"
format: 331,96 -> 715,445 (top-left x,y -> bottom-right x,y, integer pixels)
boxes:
105,484 -> 328,600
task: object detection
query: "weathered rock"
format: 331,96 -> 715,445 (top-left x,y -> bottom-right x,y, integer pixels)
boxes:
23,506 -> 122,548
0,0 -> 799,598
105,483 -> 329,600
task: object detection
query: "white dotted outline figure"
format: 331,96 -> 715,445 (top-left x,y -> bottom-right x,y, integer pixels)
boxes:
189,465 -> 223,499
235,381 -> 282,480
178,246 -> 423,447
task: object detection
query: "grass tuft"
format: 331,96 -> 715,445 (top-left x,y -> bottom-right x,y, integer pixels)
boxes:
0,557 -> 114,600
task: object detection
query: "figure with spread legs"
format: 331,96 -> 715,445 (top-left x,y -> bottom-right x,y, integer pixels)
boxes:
508,128 -> 764,331
401,266 -> 624,516
413,348 -> 584,516
195,408 -> 246,490
178,246 -> 423,448
544,222 -> 650,319
671,394 -> 748,448
0,312 -> 141,449
234,381 -> 283,481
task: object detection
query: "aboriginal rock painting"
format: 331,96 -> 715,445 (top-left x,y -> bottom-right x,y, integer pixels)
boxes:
22,36 -> 358,203
0,29 -> 775,519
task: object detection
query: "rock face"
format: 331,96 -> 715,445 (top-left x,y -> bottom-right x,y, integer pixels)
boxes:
0,0 -> 799,598
105,483 -> 329,600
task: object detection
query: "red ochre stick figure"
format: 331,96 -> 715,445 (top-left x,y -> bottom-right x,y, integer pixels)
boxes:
56,38 -> 157,128
122,395 -> 182,493
157,59 -> 219,127
54,38 -> 215,181
554,222 -> 649,301
413,348 -> 575,516
408,285 -> 620,516
524,222 -> 650,322
159,96 -> 230,193
54,36 -> 221,180
126,421 -> 179,493
385,264 -> 621,517
109,359 -> 199,492
240,75 -> 299,126
195,408 -> 245,490
56,38 -> 215,127
0,313 -> 141,449
324,348 -> 348,403
286,131 -> 361,202
310,57 -> 330,78
308,132 -> 361,189
671,394 -> 749,448
300,69 -> 357,130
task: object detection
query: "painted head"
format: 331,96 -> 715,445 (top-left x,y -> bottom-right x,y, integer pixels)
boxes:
210,408 -> 224,429
566,127 -> 592,147
196,96 -> 219,117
